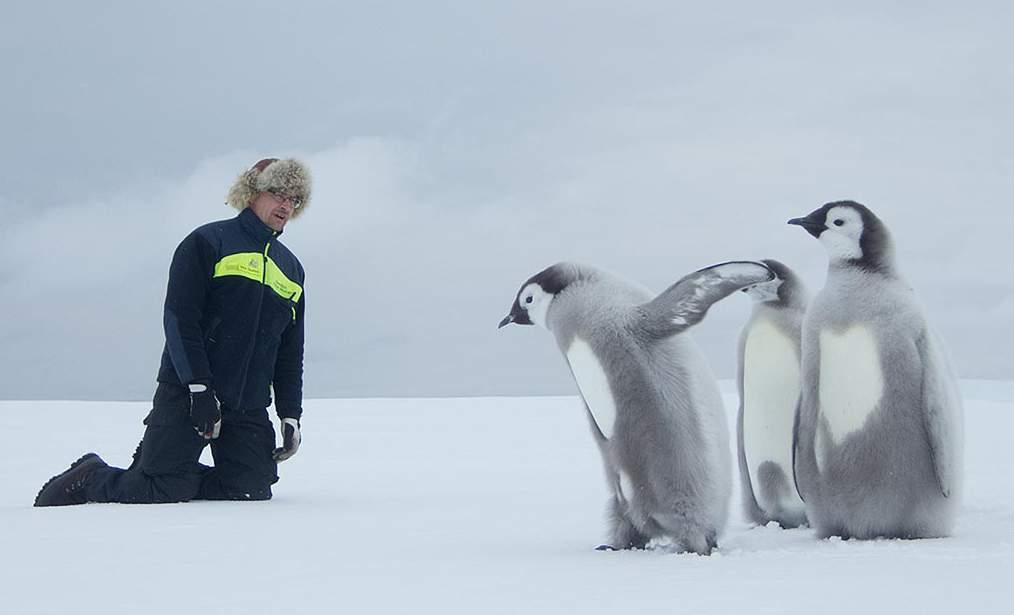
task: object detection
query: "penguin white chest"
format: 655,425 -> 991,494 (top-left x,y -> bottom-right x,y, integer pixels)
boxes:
743,319 -> 801,500
818,326 -> 884,444
566,337 -> 618,439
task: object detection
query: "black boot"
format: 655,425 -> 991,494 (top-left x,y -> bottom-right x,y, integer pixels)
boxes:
34,453 -> 108,507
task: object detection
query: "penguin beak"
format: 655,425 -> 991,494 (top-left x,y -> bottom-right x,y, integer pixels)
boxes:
499,300 -> 533,328
787,213 -> 826,239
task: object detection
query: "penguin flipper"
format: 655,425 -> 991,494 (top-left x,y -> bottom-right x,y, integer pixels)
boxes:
637,260 -> 775,338
791,388 -> 822,505
791,397 -> 806,504
917,331 -> 962,498
737,398 -> 768,523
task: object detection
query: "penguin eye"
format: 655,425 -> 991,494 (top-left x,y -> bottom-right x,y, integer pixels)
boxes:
525,296 -> 534,305
833,219 -> 845,227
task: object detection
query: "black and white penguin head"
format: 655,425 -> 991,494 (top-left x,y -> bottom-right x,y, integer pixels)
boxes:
498,263 -> 578,330
788,201 -> 895,273
740,259 -> 807,306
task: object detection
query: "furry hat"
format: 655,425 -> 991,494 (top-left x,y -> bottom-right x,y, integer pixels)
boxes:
226,157 -> 312,218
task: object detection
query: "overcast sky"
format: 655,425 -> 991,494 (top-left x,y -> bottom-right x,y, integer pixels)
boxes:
2,1 -> 1012,401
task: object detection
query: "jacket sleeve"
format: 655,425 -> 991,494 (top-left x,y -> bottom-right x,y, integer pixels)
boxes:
273,287 -> 305,420
163,231 -> 217,387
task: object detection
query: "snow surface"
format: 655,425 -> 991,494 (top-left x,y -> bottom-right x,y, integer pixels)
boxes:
3,382 -> 1012,614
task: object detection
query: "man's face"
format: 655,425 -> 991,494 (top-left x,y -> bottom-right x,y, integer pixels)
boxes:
249,191 -> 297,231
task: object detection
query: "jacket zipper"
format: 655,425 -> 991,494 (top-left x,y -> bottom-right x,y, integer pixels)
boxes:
232,236 -> 275,410
262,241 -> 271,283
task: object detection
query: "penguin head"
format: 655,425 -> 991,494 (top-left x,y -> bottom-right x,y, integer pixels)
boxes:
788,201 -> 895,273
740,259 -> 807,306
498,263 -> 577,330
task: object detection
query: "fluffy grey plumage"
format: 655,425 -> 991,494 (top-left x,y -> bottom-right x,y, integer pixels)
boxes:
789,201 -> 963,539
500,261 -> 775,554
735,259 -> 809,528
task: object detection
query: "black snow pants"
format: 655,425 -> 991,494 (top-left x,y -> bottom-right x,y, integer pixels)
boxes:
85,383 -> 279,503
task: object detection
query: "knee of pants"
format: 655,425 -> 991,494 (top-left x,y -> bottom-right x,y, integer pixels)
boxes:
126,419 -> 208,503
138,411 -> 207,474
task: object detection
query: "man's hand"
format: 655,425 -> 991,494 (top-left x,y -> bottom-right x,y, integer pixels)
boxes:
188,383 -> 221,439
273,418 -> 301,461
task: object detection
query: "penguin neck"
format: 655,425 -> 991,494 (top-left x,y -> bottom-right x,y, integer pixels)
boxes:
828,254 -> 899,280
752,300 -> 802,322
776,280 -> 808,310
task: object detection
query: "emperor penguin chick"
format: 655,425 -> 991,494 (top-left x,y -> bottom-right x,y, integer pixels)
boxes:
736,259 -> 808,529
499,261 -> 775,554
789,201 -> 963,539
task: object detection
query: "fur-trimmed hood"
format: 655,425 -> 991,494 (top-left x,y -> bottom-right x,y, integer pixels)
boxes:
226,158 -> 312,218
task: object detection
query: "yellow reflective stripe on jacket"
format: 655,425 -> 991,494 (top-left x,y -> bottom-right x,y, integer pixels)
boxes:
214,252 -> 264,284
265,257 -> 302,302
213,252 -> 303,304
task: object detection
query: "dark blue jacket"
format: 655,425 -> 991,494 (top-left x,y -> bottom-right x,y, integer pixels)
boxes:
156,208 -> 305,419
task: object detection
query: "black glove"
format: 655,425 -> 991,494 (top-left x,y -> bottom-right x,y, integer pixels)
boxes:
188,383 -> 221,439
273,418 -> 301,461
